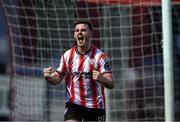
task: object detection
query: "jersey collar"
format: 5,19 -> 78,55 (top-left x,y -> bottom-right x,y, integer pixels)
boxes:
75,44 -> 93,56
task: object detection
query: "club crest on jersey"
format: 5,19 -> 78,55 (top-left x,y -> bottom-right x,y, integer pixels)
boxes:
104,58 -> 110,71
89,58 -> 95,65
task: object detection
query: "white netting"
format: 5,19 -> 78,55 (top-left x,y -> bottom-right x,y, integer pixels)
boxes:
1,0 -> 180,121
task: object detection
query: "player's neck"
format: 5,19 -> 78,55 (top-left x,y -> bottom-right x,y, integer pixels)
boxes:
77,43 -> 92,55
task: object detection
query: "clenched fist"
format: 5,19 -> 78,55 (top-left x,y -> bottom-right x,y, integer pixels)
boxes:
43,67 -> 52,78
92,70 -> 102,82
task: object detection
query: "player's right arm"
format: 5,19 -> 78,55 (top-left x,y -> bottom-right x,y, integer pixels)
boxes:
44,67 -> 64,85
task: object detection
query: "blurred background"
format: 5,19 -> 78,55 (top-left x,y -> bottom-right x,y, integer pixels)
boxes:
0,2 -> 9,121
1,0 -> 180,121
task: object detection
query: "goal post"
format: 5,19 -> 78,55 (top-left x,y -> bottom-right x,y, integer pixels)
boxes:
1,0 -> 180,121
162,0 -> 174,121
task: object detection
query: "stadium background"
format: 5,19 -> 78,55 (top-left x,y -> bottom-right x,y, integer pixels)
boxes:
0,0 -> 180,121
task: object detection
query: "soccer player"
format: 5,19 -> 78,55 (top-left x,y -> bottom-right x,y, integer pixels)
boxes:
44,19 -> 114,122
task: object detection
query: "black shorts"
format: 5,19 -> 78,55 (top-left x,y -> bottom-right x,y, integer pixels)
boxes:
64,102 -> 106,121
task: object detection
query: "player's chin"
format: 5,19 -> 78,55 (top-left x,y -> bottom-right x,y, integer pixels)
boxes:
77,42 -> 85,47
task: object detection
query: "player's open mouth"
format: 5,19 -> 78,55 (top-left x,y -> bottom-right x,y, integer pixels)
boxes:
77,34 -> 84,41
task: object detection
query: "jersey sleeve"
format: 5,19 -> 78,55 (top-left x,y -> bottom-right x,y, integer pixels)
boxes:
56,54 -> 67,75
98,54 -> 112,74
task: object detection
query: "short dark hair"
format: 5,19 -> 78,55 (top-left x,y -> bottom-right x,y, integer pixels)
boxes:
73,19 -> 93,31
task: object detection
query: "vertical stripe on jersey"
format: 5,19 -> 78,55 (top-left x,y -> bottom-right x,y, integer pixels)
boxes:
65,74 -> 70,101
89,46 -> 99,108
61,55 -> 66,74
78,55 -> 86,106
97,53 -> 106,108
56,55 -> 66,75
68,48 -> 75,103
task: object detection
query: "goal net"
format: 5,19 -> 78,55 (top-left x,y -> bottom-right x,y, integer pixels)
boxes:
1,0 -> 180,121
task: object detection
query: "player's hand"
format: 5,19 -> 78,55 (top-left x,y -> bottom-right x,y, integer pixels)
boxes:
92,70 -> 102,82
43,67 -> 52,78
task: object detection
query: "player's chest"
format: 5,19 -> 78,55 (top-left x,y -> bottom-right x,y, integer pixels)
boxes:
67,55 -> 97,72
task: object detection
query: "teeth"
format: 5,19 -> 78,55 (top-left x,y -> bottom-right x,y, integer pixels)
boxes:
78,34 -> 84,40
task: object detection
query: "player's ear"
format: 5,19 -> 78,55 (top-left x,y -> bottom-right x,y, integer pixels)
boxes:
89,30 -> 93,38
73,40 -> 77,46
91,29 -> 93,35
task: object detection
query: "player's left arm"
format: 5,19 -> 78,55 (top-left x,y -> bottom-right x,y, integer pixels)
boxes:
92,70 -> 114,89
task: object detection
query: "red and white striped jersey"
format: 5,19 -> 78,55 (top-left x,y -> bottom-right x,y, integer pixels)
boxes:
56,44 -> 111,109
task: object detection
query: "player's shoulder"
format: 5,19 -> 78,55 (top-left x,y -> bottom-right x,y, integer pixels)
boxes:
93,45 -> 103,54
94,46 -> 108,59
63,46 -> 76,56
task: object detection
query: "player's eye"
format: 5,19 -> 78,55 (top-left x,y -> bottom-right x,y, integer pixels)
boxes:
81,29 -> 86,32
75,29 -> 79,32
